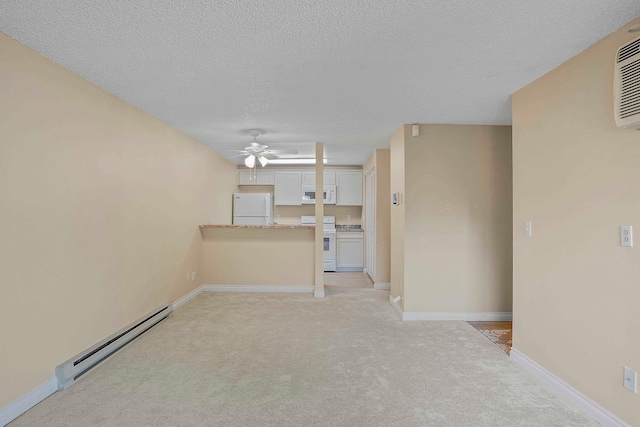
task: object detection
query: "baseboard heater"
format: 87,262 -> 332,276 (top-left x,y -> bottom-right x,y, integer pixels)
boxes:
55,303 -> 173,390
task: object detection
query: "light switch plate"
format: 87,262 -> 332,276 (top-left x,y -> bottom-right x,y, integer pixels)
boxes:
525,221 -> 532,236
621,226 -> 633,247
624,367 -> 637,393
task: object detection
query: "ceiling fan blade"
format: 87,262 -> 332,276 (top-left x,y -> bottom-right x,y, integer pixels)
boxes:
262,153 -> 278,160
219,150 -> 250,154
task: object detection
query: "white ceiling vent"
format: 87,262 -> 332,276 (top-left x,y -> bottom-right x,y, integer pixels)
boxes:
615,35 -> 640,129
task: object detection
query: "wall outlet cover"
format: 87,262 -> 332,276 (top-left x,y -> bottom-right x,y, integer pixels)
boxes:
621,226 -> 633,247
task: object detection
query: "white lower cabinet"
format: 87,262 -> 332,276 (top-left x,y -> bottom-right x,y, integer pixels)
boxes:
336,232 -> 364,272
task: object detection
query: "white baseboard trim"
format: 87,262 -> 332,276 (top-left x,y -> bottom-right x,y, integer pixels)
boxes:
402,311 -> 512,321
202,284 -> 314,293
388,295 -> 404,319
314,289 -> 325,298
386,298 -> 512,322
374,282 -> 390,290
172,286 -> 204,311
510,348 -> 629,427
0,376 -> 57,427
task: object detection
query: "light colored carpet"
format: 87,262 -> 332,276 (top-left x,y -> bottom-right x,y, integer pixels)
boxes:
10,290 -> 596,426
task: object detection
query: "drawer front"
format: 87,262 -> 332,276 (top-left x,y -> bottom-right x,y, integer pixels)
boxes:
337,232 -> 363,239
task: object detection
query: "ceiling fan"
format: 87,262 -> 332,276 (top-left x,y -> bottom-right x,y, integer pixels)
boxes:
231,129 -> 298,168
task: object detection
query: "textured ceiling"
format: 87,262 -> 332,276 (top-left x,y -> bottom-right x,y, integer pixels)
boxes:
1,1 -> 639,165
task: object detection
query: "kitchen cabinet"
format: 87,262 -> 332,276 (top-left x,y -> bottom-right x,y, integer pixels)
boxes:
337,232 -> 364,271
274,171 -> 302,205
302,171 -> 336,186
238,170 -> 275,185
336,171 -> 363,206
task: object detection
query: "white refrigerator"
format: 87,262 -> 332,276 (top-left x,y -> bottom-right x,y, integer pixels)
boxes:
233,193 -> 274,225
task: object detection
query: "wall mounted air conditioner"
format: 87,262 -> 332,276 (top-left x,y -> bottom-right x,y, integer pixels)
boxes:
614,35 -> 640,129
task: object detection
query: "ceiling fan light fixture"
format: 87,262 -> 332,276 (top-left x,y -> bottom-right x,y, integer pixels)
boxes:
244,154 -> 256,168
258,156 -> 268,167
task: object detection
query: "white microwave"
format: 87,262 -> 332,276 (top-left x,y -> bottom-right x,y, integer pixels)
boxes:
301,185 -> 336,205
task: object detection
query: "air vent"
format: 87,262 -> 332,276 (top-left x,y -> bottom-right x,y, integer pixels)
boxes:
619,59 -> 640,119
614,35 -> 640,128
617,38 -> 640,63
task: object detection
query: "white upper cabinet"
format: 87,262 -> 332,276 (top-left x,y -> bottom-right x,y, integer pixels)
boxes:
301,171 -> 336,186
274,171 -> 302,205
336,171 -> 363,206
238,170 -> 275,185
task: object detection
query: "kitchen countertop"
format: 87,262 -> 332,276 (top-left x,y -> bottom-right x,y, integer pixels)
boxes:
335,225 -> 363,232
199,224 -> 314,230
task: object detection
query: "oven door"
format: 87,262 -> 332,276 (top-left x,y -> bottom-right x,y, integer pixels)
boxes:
323,231 -> 336,272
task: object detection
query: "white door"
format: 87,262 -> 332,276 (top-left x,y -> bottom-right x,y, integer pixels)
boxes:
365,170 -> 376,280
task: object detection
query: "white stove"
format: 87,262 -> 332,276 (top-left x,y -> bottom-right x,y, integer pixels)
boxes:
301,216 -> 336,272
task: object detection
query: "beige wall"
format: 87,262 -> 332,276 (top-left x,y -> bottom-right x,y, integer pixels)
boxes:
363,149 -> 391,284
201,228 -> 314,286
403,125 -> 512,313
512,18 -> 640,425
0,33 -> 238,408
374,150 -> 391,284
390,126 -> 407,306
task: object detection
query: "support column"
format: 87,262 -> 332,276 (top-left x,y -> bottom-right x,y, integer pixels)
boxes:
314,142 -> 325,298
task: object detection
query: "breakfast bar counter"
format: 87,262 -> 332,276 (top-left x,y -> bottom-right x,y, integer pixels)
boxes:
200,224 -> 315,288
199,224 -> 314,230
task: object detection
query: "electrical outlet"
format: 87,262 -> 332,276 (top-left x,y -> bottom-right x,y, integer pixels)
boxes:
624,367 -> 637,393
525,221 -> 532,236
191,271 -> 197,281
621,226 -> 633,247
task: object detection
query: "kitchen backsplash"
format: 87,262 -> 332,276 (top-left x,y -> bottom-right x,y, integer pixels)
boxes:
275,205 -> 362,225
335,224 -> 362,231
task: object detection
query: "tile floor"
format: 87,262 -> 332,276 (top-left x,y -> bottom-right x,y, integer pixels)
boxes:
324,272 -> 374,289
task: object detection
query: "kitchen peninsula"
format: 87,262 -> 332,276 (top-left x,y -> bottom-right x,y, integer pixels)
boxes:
200,224 -> 316,289
200,224 -> 314,230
